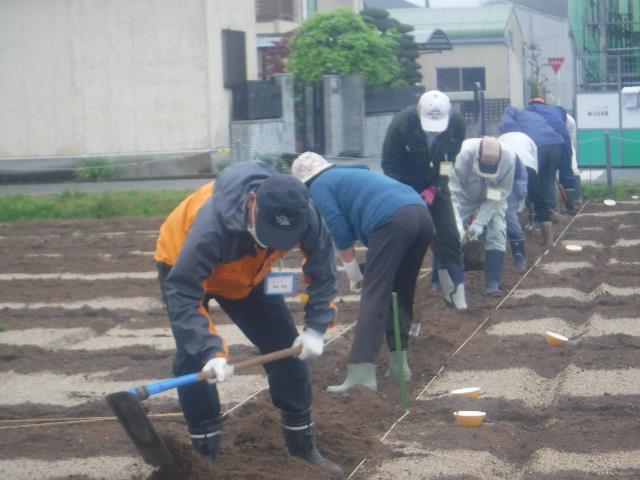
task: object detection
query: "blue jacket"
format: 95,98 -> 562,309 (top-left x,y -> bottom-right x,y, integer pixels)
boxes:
308,166 -> 425,249
499,107 -> 564,148
526,103 -> 573,164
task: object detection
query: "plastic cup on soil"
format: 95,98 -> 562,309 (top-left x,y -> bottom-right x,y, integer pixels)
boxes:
564,244 -> 583,256
544,331 -> 568,347
450,387 -> 481,399
603,199 -> 617,206
453,410 -> 486,427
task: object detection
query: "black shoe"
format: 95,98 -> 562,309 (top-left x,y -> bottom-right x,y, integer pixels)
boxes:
281,410 -> 344,478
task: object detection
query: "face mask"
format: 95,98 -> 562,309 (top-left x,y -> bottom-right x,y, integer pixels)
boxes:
247,203 -> 268,249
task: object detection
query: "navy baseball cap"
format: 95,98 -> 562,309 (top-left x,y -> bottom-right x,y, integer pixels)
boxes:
255,174 -> 309,250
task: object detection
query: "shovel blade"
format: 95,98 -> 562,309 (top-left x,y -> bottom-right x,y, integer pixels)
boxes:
106,391 -> 174,466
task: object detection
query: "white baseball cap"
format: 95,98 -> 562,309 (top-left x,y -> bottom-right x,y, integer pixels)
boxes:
291,151 -> 334,184
418,90 -> 451,133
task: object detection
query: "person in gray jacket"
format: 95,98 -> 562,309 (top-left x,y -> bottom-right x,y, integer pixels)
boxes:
450,136 -> 516,295
154,160 -> 342,476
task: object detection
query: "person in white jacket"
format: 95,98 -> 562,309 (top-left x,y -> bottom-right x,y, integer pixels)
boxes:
450,136 -> 516,295
499,132 -> 538,271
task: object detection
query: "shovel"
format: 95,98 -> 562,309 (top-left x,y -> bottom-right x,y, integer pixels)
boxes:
106,345 -> 302,467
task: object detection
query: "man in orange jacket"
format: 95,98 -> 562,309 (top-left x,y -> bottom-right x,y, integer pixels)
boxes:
154,160 -> 341,476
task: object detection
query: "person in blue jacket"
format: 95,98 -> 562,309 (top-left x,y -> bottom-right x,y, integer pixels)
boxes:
291,152 -> 434,393
499,106 -> 564,247
526,98 -> 578,214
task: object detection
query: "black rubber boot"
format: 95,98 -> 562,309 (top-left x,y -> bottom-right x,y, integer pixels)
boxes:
281,410 -> 344,478
189,417 -> 223,463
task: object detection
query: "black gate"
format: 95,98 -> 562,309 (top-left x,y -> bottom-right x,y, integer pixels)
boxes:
301,81 -> 325,154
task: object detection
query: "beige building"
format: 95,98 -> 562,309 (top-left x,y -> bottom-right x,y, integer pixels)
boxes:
0,0 -> 257,164
389,4 -> 525,108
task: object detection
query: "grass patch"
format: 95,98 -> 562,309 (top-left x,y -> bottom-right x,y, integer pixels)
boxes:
581,182 -> 640,200
0,189 -> 192,222
2,180 -> 639,223
0,325 -> 5,332
73,158 -> 122,181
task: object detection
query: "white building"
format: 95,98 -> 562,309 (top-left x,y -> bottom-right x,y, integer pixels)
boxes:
0,0 -> 257,169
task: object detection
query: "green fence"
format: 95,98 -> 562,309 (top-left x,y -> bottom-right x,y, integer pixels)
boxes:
577,129 -> 640,167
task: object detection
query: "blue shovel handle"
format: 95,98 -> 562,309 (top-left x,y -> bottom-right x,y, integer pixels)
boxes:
126,345 -> 302,400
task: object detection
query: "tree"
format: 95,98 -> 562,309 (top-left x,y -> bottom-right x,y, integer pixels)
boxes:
287,8 -> 403,87
525,42 -> 550,99
260,31 -> 294,78
361,8 -> 422,85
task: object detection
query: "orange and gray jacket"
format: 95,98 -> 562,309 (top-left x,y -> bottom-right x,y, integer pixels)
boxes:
155,161 -> 338,362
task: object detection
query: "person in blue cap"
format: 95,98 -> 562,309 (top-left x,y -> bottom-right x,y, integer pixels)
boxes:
155,160 -> 342,476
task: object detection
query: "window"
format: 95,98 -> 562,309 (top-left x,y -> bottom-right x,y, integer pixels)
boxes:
222,30 -> 246,89
436,67 -> 486,92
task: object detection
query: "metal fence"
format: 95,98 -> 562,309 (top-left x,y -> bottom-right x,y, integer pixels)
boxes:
578,50 -> 640,90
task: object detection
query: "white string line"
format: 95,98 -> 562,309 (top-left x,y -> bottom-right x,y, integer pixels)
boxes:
348,200 -> 590,478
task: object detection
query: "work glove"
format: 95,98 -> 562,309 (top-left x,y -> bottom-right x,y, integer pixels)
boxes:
420,186 -> 437,206
293,328 -> 324,361
466,222 -> 484,242
203,357 -> 234,383
343,258 -> 364,293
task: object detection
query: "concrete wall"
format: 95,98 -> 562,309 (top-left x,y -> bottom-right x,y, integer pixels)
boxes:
229,74 -> 295,161
506,10 -> 525,109
0,0 -> 257,162
364,113 -> 395,157
323,75 -> 366,157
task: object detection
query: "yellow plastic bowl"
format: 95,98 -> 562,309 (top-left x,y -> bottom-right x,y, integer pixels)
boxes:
450,387 -> 481,399
564,244 -> 583,256
298,293 -> 309,305
604,199 -> 617,206
544,331 -> 568,347
453,410 -> 486,427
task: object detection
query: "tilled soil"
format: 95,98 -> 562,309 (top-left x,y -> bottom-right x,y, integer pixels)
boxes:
1,200 -> 639,479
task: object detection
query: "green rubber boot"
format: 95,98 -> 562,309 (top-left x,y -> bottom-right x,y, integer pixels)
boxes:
327,363 -> 377,393
384,350 -> 412,381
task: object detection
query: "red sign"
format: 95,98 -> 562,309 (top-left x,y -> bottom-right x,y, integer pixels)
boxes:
548,57 -> 564,74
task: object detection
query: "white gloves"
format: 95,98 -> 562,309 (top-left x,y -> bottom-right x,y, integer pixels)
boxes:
343,258 -> 364,293
466,222 -> 484,242
293,328 -> 325,361
203,357 -> 234,383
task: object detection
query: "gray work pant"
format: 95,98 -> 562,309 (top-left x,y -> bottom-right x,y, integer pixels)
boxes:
348,205 -> 434,364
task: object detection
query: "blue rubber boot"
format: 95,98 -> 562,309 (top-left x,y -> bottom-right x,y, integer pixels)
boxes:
509,239 -> 527,272
484,249 -> 505,296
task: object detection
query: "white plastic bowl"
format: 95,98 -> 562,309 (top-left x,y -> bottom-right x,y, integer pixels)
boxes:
450,387 -> 481,399
564,244 -> 583,256
453,410 -> 486,427
604,199 -> 617,206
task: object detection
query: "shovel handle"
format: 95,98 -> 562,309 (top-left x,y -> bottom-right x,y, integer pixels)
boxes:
129,345 -> 302,400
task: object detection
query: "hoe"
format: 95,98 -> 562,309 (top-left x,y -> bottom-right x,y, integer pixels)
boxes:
106,345 -> 302,466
